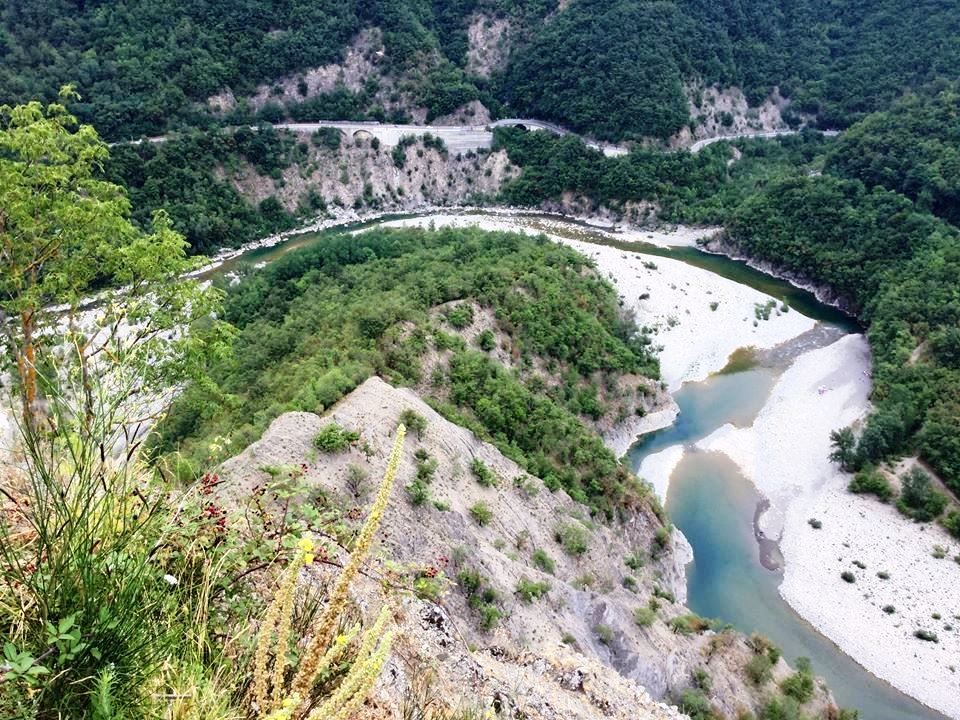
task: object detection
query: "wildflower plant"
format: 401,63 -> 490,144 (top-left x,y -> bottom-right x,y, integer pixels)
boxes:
251,425 -> 406,718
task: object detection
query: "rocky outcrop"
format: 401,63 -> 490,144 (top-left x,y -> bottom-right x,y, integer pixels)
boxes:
219,376 -> 835,718
221,136 -> 516,215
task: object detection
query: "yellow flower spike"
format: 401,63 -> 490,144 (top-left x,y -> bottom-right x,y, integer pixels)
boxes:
270,549 -> 309,709
297,535 -> 314,554
306,608 -> 393,720
291,425 -> 405,700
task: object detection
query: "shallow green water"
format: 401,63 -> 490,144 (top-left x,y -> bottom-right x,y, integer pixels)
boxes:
631,371 -> 947,720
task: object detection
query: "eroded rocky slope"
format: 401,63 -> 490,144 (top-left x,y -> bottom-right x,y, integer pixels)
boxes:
218,376 -> 836,719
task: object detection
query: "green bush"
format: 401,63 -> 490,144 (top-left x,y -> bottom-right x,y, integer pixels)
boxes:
780,668 -> 815,703
515,578 -> 551,602
469,501 -> 493,526
313,423 -> 360,452
476,329 -> 496,351
457,569 -> 482,595
676,688 -> 720,720
478,604 -> 503,631
593,623 -> 614,646
531,549 -> 556,574
470,458 -> 499,488
914,629 -> 939,642
942,509 -> 960,539
554,522 -> 589,556
897,468 -> 948,521
841,571 -> 856,583
624,550 -> 646,571
399,409 -> 428,439
634,606 -> 656,627
669,614 -> 711,635
745,654 -> 775,686
446,303 -> 475,329
848,467 -> 894,501
759,696 -> 805,720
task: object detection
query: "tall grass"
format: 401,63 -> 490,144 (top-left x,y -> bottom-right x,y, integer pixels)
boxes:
1,359 -> 404,719
0,362 -> 187,718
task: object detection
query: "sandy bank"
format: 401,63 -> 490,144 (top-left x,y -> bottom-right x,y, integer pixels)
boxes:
698,335 -> 960,719
553,239 -> 814,391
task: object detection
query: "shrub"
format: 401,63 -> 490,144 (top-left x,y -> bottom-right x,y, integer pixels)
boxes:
513,474 -> 540,497
653,585 -> 676,603
469,501 -> 493,526
622,575 -> 638,591
914,629 -> 939,643
897,467 -> 948,521
478,604 -> 503,631
406,477 -> 431,506
313,423 -> 360,452
654,525 -> 671,548
808,518 -> 823,529
457,569 -> 482,595
624,550 -> 646,571
841,571 -> 856,583
692,667 -> 712,691
760,697 -> 805,720
515,578 -> 551,602
781,669 -> 815,703
554,522 -> 589,556
676,688 -> 718,720
877,571 -> 890,579
745,654 -> 774,685
944,510 -> 960,539
634,606 -> 656,627
883,605 -> 896,614
848,467 -> 893,501
476,329 -> 496,351
399,409 -> 428,439
345,464 -> 368,499
669,614 -> 711,635
446,303 -> 474,329
531,549 -> 556,574
593,623 -> 614,646
470,458 -> 498,487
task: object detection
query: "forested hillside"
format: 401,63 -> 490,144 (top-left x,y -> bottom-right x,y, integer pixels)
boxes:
5,0 -> 960,140
159,227 -> 660,518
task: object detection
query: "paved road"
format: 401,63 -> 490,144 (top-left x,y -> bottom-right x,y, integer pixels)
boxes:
115,121 -> 835,156
113,118 -> 629,157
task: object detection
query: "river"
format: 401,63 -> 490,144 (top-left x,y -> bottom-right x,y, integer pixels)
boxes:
209,211 -> 948,720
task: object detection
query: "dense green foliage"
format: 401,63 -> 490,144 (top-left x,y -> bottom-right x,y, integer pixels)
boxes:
6,1 -> 960,141
499,0 -> 960,140
827,86 -> 960,225
158,227 -> 658,516
104,127 -> 299,253
494,126 -> 831,221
